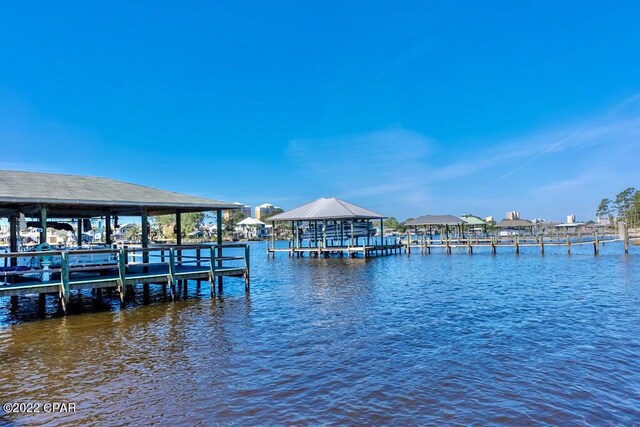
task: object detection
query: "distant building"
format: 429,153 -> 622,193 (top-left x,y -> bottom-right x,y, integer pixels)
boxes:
484,216 -> 495,224
596,216 -> 611,226
506,211 -> 520,220
255,203 -> 280,221
224,202 -> 251,220
566,214 -> 576,224
235,217 -> 267,240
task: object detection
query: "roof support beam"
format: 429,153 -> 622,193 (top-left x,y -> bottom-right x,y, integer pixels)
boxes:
176,210 -> 182,246
39,205 -> 47,245
141,208 -> 149,266
105,215 -> 112,245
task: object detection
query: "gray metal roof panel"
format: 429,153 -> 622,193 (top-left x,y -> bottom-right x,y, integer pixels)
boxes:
496,219 -> 534,228
267,197 -> 386,221
0,170 -> 237,210
406,214 -> 465,226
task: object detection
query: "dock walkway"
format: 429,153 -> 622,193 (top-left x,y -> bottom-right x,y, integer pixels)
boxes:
0,243 -> 250,314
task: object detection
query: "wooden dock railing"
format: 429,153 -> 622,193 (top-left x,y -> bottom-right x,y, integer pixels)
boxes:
0,243 -> 250,314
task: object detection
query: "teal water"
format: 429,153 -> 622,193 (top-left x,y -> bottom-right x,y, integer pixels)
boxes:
1,241 -> 639,425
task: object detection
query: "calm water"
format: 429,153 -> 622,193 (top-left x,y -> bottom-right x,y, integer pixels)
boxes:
1,242 -> 639,426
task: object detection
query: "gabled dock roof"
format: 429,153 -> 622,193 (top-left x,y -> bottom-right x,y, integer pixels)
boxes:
460,215 -> 486,226
406,214 -> 464,226
267,197 -> 386,222
496,219 -> 534,228
0,170 -> 237,217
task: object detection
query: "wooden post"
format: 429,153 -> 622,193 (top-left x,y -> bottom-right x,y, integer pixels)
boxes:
77,218 -> 83,246
60,251 -> 70,314
622,222 -> 629,254
271,222 -> 276,257
105,215 -> 112,245
540,235 -> 545,255
141,208 -> 149,278
296,221 -> 301,258
118,249 -> 127,303
208,246 -> 216,297
515,235 -> 519,255
314,220 -> 318,248
9,215 -> 18,307
467,239 -> 472,254
40,205 -> 47,244
290,221 -> 294,257
380,219 -> 384,250
567,239 -> 571,255
175,210 -> 182,245
216,209 -> 223,292
594,231 -> 600,255
169,248 -> 177,300
323,219 -> 328,255
491,236 -> 496,255
244,244 -> 250,292
366,220 -> 370,247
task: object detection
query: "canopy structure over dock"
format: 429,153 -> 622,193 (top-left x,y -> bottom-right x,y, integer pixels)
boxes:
406,214 -> 465,239
0,170 -> 249,315
496,218 -> 535,234
266,197 -> 401,258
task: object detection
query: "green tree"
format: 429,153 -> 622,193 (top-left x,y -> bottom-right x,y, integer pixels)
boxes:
614,187 -> 636,222
628,191 -> 640,229
223,210 -> 245,233
383,217 -> 401,230
124,224 -> 141,242
182,212 -> 205,234
153,214 -> 176,239
596,198 -> 612,219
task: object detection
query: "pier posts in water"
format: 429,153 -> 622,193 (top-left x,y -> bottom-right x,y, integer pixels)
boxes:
593,231 -> 600,255
244,245 -> 250,292
514,235 -> 519,255
567,239 -> 571,255
217,209 -> 223,292
540,236 -> 545,255
9,215 -> 18,307
621,222 -> 630,254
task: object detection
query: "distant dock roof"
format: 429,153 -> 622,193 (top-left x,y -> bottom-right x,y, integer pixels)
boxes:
460,215 -> 486,226
0,170 -> 238,217
406,214 -> 464,226
496,219 -> 534,228
267,197 -> 386,222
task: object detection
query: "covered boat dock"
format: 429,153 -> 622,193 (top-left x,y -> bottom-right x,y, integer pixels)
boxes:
0,170 -> 250,315
266,197 -> 402,258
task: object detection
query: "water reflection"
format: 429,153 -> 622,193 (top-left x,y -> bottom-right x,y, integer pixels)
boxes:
0,242 -> 639,425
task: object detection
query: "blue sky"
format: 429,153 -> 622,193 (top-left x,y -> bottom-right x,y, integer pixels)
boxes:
1,1 -> 639,221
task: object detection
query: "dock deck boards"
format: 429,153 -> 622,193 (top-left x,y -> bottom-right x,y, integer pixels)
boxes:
1,262 -> 247,298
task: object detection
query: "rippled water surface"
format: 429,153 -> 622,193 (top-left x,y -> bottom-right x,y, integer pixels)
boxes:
1,242 -> 639,425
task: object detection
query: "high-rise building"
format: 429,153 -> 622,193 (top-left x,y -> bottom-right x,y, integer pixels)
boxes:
255,203 -> 280,221
506,211 -> 520,220
224,203 -> 252,220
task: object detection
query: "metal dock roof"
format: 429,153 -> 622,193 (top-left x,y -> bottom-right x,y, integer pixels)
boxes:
267,197 -> 386,221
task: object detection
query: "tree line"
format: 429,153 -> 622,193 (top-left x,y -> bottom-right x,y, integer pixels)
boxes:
596,187 -> 639,229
